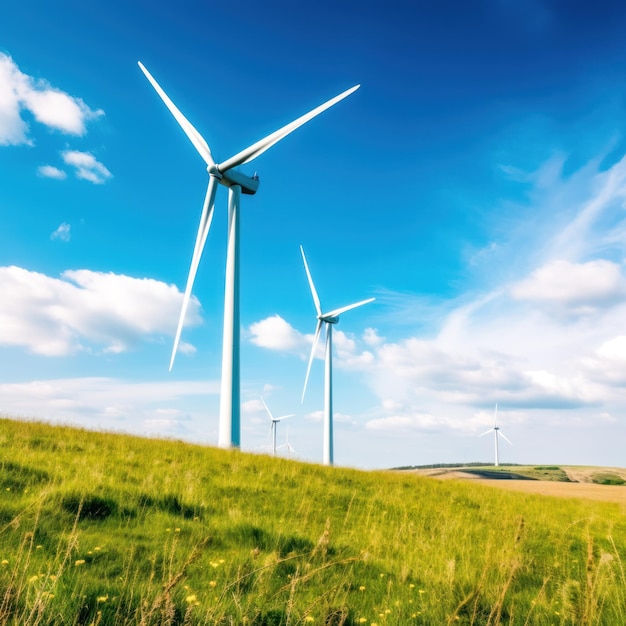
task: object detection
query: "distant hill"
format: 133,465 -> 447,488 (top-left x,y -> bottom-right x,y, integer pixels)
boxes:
399,464 -> 626,484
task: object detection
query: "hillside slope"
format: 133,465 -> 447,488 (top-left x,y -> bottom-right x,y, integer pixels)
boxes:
0,418 -> 625,625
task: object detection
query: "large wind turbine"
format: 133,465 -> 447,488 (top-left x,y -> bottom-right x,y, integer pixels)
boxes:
480,404 -> 512,467
138,61 -> 359,449
300,246 -> 374,466
261,397 -> 294,456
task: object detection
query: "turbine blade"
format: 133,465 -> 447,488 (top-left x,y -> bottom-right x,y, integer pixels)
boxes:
169,176 -> 219,371
275,414 -> 295,422
217,85 -> 360,172
325,297 -> 375,319
260,396 -> 274,420
300,246 -> 322,316
479,428 -> 493,437
494,403 -> 498,427
138,61 -> 215,168
302,319 -> 323,402
498,430 -> 513,446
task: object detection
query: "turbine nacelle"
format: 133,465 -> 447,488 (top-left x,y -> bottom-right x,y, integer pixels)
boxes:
211,167 -> 259,195
319,314 -> 339,324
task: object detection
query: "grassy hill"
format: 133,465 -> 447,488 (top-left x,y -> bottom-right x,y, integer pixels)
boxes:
0,418 -> 625,625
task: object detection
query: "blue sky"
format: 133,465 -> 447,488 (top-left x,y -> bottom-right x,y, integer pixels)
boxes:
2,0 -> 626,468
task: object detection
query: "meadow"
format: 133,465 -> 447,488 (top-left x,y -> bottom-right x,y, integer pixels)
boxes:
0,417 -> 625,625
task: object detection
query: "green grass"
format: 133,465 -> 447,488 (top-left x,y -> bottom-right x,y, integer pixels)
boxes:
0,418 -> 625,625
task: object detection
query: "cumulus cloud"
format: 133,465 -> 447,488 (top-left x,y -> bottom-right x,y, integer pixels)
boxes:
38,164 -> 66,180
248,314 -> 375,373
62,150 -> 112,184
0,266 -> 202,355
249,315 -> 309,354
511,259 -> 626,312
50,222 -> 71,242
0,53 -> 103,146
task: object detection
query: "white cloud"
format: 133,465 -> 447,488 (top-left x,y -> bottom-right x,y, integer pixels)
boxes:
362,327 -> 384,347
511,259 -> 626,311
38,165 -> 66,180
0,53 -> 103,146
0,266 -> 202,356
0,377 -> 218,439
366,413 -> 440,433
50,222 -> 71,242
249,314 -> 309,354
62,150 -> 112,184
596,336 -> 626,362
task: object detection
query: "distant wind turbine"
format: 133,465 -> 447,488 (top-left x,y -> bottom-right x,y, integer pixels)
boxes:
138,61 -> 359,449
277,425 -> 296,459
261,397 -> 294,456
480,404 -> 512,467
300,245 -> 374,466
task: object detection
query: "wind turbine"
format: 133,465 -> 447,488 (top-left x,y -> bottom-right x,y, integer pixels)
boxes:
480,404 -> 512,467
261,397 -> 294,456
277,426 -> 296,459
138,61 -> 359,449
300,245 -> 374,466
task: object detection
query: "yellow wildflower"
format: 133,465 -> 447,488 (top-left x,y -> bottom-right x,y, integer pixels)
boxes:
304,618 -> 315,623
175,528 -> 181,533
359,585 -> 366,591
75,559 -> 85,566
28,575 -> 39,583
185,594 -> 197,604
1,559 -> 8,565
97,596 -> 108,603
209,580 -> 217,588
36,545 -> 43,550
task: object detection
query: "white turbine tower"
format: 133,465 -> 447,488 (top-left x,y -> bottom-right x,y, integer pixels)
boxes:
300,245 -> 374,466
480,404 -> 512,467
138,61 -> 359,449
261,397 -> 294,456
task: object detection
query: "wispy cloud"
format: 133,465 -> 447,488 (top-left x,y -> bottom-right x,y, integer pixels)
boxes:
0,267 -> 202,356
250,144 -> 626,438
50,223 -> 71,242
37,165 -> 67,180
0,377 -> 218,438
62,150 -> 112,184
0,53 -> 103,146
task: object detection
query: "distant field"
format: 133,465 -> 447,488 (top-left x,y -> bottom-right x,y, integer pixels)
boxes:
410,465 -> 626,503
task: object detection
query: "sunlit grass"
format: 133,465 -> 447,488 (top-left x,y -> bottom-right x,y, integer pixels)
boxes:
0,417 -> 624,624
